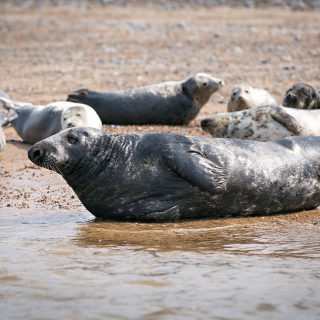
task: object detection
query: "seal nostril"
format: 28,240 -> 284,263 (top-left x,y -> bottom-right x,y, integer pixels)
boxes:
33,149 -> 43,162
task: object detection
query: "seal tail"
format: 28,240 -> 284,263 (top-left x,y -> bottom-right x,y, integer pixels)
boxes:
67,89 -> 89,103
0,109 -> 18,129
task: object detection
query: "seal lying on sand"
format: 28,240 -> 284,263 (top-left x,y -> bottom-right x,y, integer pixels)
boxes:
0,109 -> 18,159
67,73 -> 224,125
201,104 -> 320,141
228,84 -> 276,112
0,99 -> 102,144
283,83 -> 320,109
28,127 -> 320,221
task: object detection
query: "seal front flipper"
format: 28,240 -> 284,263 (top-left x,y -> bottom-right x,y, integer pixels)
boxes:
0,109 -> 18,128
142,206 -> 180,222
270,106 -> 302,135
164,144 -> 227,193
67,89 -> 89,103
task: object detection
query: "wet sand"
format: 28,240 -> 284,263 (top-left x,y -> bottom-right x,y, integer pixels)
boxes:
1,4 -> 320,320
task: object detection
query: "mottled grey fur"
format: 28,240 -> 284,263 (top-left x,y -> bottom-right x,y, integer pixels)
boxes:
28,127 -> 320,221
67,73 -> 224,125
283,83 -> 320,109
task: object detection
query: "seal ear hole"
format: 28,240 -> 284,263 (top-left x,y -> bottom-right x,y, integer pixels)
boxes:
84,131 -> 89,137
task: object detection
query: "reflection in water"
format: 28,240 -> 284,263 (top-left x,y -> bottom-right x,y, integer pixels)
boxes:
77,210 -> 320,258
0,208 -> 320,319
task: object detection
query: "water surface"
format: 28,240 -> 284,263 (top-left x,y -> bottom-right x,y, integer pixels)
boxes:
1,207 -> 320,320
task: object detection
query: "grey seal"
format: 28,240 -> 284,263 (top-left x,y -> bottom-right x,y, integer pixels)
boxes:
0,109 -> 18,160
228,84 -> 277,112
28,127 -> 320,221
0,99 -> 102,144
67,73 -> 224,125
200,104 -> 320,141
283,83 -> 320,109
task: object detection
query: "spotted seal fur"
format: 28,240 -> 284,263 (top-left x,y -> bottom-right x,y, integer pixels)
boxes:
201,104 -> 320,141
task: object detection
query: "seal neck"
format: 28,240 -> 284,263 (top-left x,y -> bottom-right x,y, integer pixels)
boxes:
63,132 -> 134,197
183,79 -> 212,111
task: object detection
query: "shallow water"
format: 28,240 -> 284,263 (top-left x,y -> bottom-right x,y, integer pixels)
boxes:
1,207 -> 320,320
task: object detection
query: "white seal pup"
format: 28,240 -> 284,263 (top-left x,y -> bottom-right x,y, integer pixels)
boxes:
0,109 -> 18,159
0,99 -> 102,144
201,104 -> 320,142
67,73 -> 224,125
227,84 -> 277,112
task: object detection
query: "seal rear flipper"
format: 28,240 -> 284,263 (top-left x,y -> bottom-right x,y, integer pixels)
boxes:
270,106 -> 302,135
67,89 -> 89,103
0,109 -> 18,128
0,97 -> 21,111
165,144 -> 227,194
141,206 -> 180,222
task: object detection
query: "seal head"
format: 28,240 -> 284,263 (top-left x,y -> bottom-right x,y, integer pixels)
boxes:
227,84 -> 276,112
184,73 -> 224,108
283,83 -> 320,109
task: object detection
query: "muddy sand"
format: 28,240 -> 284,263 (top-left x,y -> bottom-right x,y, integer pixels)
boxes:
1,5 -> 320,320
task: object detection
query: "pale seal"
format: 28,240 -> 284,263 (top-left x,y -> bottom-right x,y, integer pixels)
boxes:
283,83 -> 320,109
0,90 -> 12,111
0,99 -> 102,144
67,73 -> 224,125
227,84 -> 277,112
28,127 -> 320,221
200,104 -> 320,141
0,109 -> 18,159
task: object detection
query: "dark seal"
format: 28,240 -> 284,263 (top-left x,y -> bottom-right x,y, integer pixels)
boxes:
28,127 -> 320,222
283,83 -> 320,109
67,73 -> 224,125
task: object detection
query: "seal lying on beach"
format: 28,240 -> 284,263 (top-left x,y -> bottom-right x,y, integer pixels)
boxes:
0,99 -> 102,144
28,127 -> 320,221
67,73 -> 224,125
283,83 -> 320,109
201,104 -> 320,141
228,84 -> 276,112
0,109 -> 18,159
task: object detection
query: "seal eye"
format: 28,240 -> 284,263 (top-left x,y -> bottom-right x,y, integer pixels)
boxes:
64,118 -> 67,121
233,92 -> 236,96
245,90 -> 249,93
77,114 -> 81,117
302,91 -> 309,98
203,82 -> 208,87
67,135 -> 78,144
